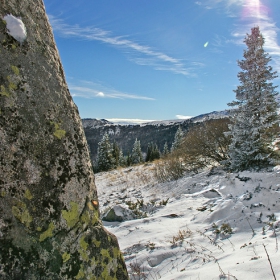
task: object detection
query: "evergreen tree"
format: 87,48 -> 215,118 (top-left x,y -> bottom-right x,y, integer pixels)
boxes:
112,141 -> 120,167
146,144 -> 152,162
126,152 -> 132,166
146,142 -> 160,162
131,138 -> 143,164
96,133 -> 115,172
118,149 -> 127,167
227,26 -> 279,171
171,126 -> 184,152
152,143 -> 160,161
163,142 -> 169,156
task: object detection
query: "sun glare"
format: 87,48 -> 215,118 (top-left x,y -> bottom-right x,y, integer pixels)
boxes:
250,0 -> 260,6
242,0 -> 264,23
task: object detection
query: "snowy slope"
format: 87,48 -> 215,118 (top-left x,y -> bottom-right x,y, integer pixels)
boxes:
95,164 -> 280,280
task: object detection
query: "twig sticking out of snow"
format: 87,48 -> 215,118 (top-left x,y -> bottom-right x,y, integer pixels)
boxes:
270,225 -> 279,252
3,14 -> 27,43
263,244 -> 277,280
246,217 -> 255,236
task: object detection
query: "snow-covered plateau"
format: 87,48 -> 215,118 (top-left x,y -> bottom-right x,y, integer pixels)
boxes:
95,164 -> 280,280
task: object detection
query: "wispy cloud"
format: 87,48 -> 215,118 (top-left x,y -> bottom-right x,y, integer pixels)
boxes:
212,34 -> 228,48
204,0 -> 243,15
48,15 -> 193,76
69,81 -> 155,101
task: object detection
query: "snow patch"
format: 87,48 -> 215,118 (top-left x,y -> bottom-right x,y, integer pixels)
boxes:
273,165 -> 280,172
3,14 -> 27,43
96,164 -> 280,279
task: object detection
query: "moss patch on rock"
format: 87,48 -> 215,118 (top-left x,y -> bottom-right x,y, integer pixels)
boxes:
12,202 -> 33,228
50,121 -> 66,139
24,189 -> 33,200
0,85 -> 9,97
39,222 -> 55,242
62,201 -> 80,228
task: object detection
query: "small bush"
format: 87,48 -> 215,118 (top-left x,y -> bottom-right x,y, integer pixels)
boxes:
160,198 -> 169,206
212,223 -> 233,235
170,229 -> 193,246
126,200 -> 147,218
154,156 -> 185,182
145,241 -> 156,250
267,213 -> 277,222
220,223 -> 233,234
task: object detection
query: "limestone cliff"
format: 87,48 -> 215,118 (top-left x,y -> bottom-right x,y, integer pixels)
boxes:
0,1 -> 128,279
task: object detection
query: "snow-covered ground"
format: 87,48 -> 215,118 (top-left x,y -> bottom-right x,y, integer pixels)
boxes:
95,164 -> 280,280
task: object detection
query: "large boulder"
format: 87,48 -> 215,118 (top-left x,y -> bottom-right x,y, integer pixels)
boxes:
102,205 -> 135,222
0,1 -> 128,279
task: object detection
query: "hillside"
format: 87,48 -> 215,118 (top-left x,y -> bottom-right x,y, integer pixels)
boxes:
95,164 -> 280,279
82,111 -> 228,162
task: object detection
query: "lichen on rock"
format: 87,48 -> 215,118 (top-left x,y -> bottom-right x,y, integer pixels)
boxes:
0,1 -> 128,279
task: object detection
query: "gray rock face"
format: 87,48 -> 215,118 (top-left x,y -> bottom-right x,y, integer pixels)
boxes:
0,1 -> 128,279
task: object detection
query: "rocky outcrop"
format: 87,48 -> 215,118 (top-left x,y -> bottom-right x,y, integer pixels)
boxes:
0,1 -> 128,279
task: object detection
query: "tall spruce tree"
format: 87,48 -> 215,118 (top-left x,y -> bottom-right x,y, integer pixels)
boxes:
163,142 -> 169,156
118,149 -> 127,167
227,26 -> 279,171
171,126 -> 184,152
96,133 -> 115,172
112,141 -> 120,167
131,138 -> 143,164
146,142 -> 160,162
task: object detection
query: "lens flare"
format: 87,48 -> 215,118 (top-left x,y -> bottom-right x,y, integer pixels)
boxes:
242,0 -> 269,23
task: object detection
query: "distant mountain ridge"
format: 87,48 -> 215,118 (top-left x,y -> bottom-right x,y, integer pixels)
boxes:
82,118 -> 113,128
82,110 -> 229,163
83,110 -> 229,128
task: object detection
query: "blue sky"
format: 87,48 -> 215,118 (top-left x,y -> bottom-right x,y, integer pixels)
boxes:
43,0 -> 280,123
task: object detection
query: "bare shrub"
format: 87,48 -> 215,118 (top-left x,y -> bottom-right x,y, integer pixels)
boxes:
129,260 -> 147,280
154,118 -> 230,182
170,228 -> 193,246
179,118 -> 231,170
154,156 -> 185,182
154,119 -> 231,182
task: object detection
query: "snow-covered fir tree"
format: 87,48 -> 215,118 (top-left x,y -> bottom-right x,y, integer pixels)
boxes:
171,126 -> 184,152
163,142 -> 169,156
96,133 -> 115,172
131,138 -> 143,164
227,26 -> 279,171
118,149 -> 127,167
